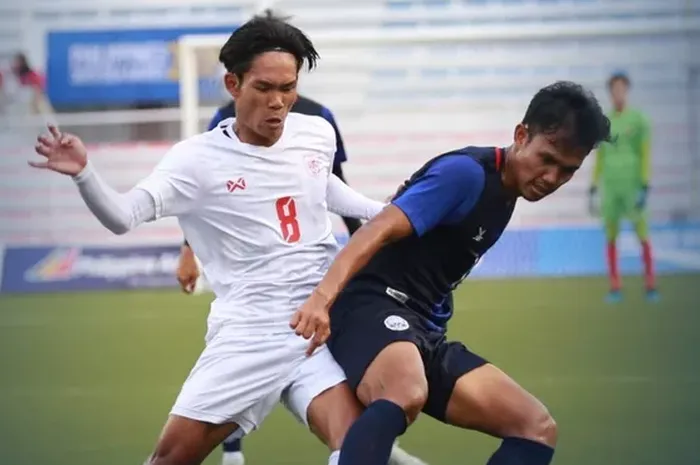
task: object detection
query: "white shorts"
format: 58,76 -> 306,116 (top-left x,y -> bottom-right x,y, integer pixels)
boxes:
170,323 -> 347,438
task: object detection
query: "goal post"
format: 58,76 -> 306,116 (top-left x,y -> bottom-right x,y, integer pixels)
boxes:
176,16 -> 700,224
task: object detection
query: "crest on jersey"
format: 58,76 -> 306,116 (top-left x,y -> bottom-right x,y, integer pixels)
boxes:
226,178 -> 246,192
304,154 -> 328,177
384,315 -> 410,332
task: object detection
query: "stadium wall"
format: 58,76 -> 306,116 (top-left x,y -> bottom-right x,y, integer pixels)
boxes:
2,223 -> 700,294
1,0 -> 698,293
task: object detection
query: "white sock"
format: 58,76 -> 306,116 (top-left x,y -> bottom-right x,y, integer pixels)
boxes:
222,451 -> 245,465
328,450 -> 340,465
389,441 -> 429,465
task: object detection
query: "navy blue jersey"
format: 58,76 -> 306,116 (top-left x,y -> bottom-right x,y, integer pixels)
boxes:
208,95 -> 347,166
350,146 -> 516,329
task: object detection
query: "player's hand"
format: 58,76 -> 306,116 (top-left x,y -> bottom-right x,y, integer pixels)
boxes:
588,186 -> 599,216
30,125 -> 88,176
636,185 -> 649,210
290,290 -> 331,356
177,245 -> 200,294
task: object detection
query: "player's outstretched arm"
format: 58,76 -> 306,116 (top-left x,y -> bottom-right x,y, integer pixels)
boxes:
30,125 -> 156,234
326,173 -> 386,220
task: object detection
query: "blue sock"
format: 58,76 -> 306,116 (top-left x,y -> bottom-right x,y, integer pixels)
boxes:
487,437 -> 554,465
339,399 -> 407,465
222,437 -> 242,453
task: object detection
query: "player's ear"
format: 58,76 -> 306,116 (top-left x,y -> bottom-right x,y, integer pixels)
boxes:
513,123 -> 529,148
224,72 -> 242,99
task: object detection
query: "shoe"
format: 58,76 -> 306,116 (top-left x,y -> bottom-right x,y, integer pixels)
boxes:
646,289 -> 660,303
606,290 -> 622,303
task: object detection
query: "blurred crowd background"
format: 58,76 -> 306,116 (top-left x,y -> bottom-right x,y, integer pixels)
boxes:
0,2 -> 699,464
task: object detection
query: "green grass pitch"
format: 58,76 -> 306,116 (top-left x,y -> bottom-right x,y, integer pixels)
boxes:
0,274 -> 699,465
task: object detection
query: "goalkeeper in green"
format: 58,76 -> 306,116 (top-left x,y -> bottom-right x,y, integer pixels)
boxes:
589,72 -> 658,303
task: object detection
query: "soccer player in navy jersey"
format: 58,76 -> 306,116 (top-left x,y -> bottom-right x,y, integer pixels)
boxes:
291,81 -> 612,465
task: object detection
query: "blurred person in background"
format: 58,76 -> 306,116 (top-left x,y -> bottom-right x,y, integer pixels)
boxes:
589,72 -> 658,303
0,52 -> 53,116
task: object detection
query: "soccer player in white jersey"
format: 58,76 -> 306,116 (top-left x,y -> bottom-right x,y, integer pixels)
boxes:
29,15 -> 430,465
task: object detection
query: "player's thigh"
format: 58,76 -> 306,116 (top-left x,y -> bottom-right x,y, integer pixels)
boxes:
624,200 -> 650,240
148,414 -> 239,465
432,345 -> 556,446
327,290 -> 429,422
171,326 -> 294,439
601,193 -> 622,240
282,344 -> 362,451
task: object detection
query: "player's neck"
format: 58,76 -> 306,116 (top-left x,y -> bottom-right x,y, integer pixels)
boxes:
233,121 -> 282,147
501,145 -> 519,197
613,104 -> 626,113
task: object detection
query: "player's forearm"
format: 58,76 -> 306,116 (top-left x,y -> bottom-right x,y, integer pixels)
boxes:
326,174 -> 386,220
315,219 -> 392,308
72,162 -> 156,235
640,139 -> 651,185
592,148 -> 604,187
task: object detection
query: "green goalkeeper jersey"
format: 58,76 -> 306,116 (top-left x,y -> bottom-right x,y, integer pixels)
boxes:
593,108 -> 651,189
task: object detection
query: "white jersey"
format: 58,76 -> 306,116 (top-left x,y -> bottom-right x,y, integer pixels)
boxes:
137,113 -> 342,334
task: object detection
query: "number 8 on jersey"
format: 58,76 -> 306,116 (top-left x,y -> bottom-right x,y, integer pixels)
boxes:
276,196 -> 301,243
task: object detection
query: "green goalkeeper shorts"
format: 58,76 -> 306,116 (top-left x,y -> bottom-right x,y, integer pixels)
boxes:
601,186 -> 648,239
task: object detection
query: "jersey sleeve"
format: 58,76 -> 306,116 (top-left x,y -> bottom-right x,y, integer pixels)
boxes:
392,155 -> 486,237
320,106 -> 347,166
134,141 -> 200,219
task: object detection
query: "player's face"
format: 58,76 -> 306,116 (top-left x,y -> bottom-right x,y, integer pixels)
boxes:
610,80 -> 628,110
512,124 -> 586,202
226,51 -> 298,145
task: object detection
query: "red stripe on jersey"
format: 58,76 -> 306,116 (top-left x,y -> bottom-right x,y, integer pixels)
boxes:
495,147 -> 503,171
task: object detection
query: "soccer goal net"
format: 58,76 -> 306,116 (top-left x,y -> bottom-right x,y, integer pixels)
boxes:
177,16 -> 700,226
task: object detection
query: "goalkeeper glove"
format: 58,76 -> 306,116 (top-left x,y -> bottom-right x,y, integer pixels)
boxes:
588,185 -> 599,216
636,184 -> 649,210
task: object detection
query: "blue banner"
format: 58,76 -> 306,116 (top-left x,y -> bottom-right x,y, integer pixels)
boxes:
1,245 -> 181,293
46,26 -> 237,106
2,224 -> 699,293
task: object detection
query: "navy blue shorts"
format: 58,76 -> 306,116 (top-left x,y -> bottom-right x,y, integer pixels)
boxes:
327,280 -> 488,422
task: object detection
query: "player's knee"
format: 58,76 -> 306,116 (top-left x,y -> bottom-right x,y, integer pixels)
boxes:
514,405 -> 558,448
146,442 -> 192,465
357,342 -> 428,423
393,380 -> 428,423
360,375 -> 428,424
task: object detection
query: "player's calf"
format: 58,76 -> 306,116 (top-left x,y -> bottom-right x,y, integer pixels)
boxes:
307,381 -> 364,451
147,415 -> 239,465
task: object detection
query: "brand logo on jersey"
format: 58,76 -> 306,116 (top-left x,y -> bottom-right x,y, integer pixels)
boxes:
304,154 -> 328,177
226,178 -> 246,192
473,227 -> 486,242
384,315 -> 410,331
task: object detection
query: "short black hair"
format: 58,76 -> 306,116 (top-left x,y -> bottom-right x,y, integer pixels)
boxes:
607,71 -> 631,89
219,11 -> 319,79
522,81 -> 611,153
